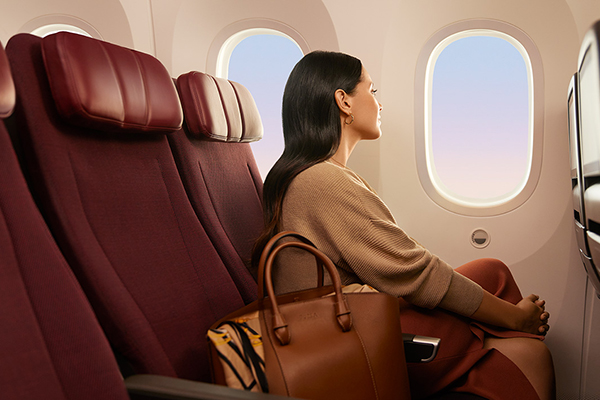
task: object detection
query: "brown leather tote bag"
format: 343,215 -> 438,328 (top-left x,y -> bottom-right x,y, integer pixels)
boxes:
209,231 -> 411,400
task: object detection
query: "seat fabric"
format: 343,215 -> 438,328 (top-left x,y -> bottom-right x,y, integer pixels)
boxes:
0,39 -> 129,400
6,32 -> 247,383
169,71 -> 265,302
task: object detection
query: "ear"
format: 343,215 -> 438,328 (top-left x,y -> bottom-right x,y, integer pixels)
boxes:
335,89 -> 353,117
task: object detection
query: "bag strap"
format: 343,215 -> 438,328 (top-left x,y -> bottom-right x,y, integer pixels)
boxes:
257,231 -> 324,298
261,240 -> 352,346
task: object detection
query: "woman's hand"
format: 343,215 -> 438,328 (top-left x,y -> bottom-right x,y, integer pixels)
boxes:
470,291 -> 550,335
515,294 -> 550,335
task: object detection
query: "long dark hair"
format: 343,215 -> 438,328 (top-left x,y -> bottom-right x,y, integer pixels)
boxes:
251,51 -> 363,273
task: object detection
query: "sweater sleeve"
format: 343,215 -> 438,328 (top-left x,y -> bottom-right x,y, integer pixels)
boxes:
281,162 -> 483,316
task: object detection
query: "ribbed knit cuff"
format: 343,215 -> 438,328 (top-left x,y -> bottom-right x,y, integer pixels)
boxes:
438,272 -> 484,317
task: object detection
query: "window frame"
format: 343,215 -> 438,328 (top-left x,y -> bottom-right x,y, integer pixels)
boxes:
211,23 -> 306,179
215,28 -> 303,79
414,20 -> 544,216
20,15 -> 102,39
207,19 -> 309,77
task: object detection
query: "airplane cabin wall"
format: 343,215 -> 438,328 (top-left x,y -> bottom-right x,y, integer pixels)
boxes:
2,0 -> 600,398
568,0 -> 600,41
320,1 -> 599,398
334,1 -> 593,399
0,0 -> 135,48
153,0 -> 339,78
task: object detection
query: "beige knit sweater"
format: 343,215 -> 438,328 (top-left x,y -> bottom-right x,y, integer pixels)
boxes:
275,160 -> 484,317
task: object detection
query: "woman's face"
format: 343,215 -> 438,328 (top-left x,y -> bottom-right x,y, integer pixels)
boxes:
348,68 -> 383,140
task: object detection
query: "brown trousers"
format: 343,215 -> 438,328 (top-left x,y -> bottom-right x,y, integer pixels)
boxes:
399,258 -> 543,400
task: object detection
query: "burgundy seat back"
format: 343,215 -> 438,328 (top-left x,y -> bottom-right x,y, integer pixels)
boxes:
0,40 -> 129,400
6,32 -> 246,383
171,71 -> 264,295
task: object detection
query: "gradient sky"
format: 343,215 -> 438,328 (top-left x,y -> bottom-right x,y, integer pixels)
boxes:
431,35 -> 531,201
228,34 -> 303,179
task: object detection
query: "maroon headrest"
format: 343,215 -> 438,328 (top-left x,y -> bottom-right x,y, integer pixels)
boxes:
0,41 -> 15,119
176,71 -> 263,142
41,32 -> 182,134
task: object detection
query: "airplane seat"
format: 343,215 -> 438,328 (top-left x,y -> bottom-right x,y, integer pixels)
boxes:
4,31 -> 477,400
5,31 -> 249,384
171,73 -> 488,400
0,39 -> 130,400
567,72 -> 600,293
577,20 -> 600,294
169,70 -> 264,299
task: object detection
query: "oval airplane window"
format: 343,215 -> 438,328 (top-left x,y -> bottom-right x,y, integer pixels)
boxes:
220,30 -> 303,179
416,22 -> 543,216
31,24 -> 93,38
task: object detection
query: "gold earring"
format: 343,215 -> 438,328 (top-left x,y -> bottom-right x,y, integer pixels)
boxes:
345,114 -> 354,125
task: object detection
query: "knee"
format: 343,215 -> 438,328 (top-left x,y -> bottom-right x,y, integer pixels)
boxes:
499,337 -> 554,371
457,258 -> 519,297
484,259 -> 522,299
524,339 -> 554,369
482,258 -> 511,277
486,337 -> 556,400
515,339 -> 556,391
488,258 -> 516,284
525,340 -> 556,399
456,258 -> 510,278
486,337 -> 554,373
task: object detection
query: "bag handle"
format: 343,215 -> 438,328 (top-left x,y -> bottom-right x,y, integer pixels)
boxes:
257,231 -> 324,298
261,238 -> 352,346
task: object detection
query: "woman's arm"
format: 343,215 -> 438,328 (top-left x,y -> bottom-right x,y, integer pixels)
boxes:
471,290 -> 550,335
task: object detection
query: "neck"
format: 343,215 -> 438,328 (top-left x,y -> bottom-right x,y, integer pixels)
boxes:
332,132 -> 359,167
329,156 -> 347,168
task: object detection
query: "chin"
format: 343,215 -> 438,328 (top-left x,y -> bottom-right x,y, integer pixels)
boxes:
366,131 -> 382,140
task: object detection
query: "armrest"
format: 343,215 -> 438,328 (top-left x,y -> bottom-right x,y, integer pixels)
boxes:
124,335 -> 438,400
403,333 -> 440,363
124,374 -> 301,400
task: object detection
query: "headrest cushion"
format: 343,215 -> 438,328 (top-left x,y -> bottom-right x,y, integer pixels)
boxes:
41,32 -> 182,134
0,41 -> 15,118
176,71 -> 263,142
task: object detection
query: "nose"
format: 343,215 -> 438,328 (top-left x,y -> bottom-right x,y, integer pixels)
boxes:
379,102 -> 383,111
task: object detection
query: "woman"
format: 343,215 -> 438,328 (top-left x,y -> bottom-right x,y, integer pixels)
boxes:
252,51 -> 555,400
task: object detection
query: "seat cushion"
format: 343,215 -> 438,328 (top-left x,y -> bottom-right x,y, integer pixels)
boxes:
177,71 -> 263,142
42,32 -> 182,133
